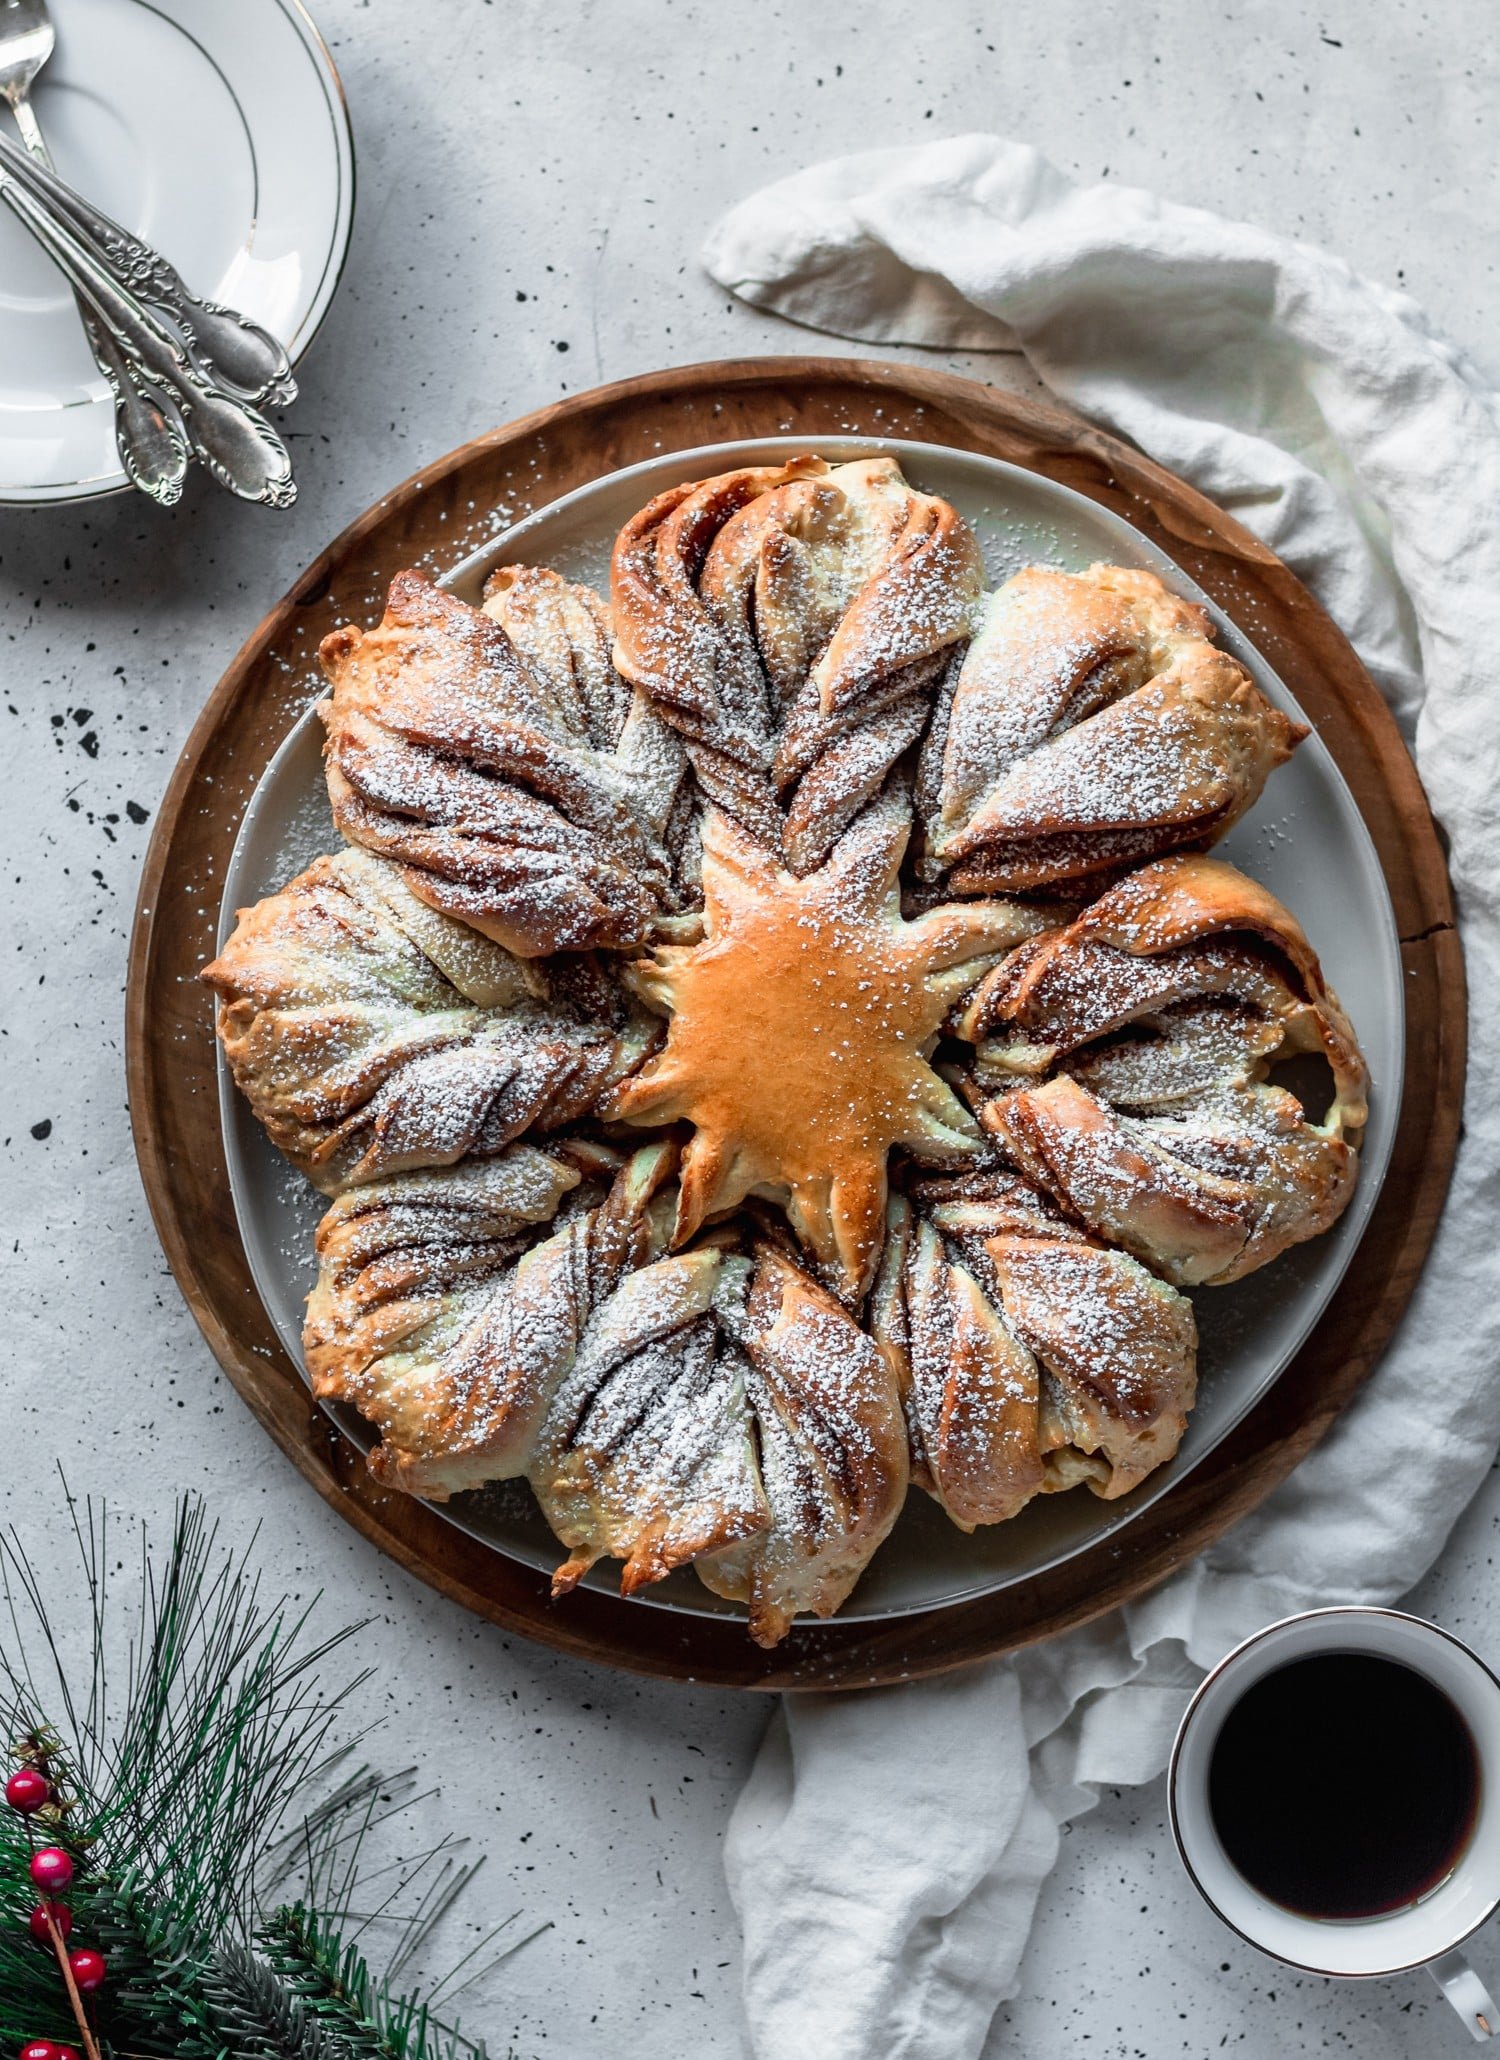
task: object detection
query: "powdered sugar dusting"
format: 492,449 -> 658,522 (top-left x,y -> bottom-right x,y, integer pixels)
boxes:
213,450 -> 1363,1641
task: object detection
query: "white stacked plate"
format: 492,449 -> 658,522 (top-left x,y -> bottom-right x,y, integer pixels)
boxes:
0,0 -> 352,504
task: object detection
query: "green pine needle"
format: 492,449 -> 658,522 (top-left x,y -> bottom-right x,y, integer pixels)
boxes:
200,1937 -> 340,2060
259,1902 -> 460,2060
0,1487 -> 528,2059
0,1798 -> 75,2045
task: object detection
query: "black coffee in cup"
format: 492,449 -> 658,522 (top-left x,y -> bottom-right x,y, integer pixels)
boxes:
1207,1651 -> 1482,1920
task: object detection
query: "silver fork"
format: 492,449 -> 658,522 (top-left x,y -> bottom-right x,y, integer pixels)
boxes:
0,0 -> 188,502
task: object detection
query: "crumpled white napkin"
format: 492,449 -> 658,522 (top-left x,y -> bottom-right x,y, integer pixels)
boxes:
703,136 -> 1500,2060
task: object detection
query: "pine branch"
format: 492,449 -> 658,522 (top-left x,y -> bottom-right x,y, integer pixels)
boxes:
0,1492 -> 528,2060
0,1491 -> 373,1958
199,1936 -> 343,2060
260,1902 -> 424,2060
258,1904 -> 489,2060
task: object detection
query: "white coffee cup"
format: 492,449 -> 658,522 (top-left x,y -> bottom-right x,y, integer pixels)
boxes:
1169,1608 -> 1500,2042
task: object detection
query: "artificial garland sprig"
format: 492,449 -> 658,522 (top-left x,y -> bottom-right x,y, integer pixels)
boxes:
0,1487 -> 528,2059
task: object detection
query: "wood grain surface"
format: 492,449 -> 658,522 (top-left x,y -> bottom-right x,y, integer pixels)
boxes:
125,358 -> 1465,1690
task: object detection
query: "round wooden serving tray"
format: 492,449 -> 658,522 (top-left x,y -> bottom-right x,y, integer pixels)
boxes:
127,358 -> 1465,1691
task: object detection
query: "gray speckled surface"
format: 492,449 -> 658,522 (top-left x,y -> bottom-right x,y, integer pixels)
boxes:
0,4 -> 1494,2054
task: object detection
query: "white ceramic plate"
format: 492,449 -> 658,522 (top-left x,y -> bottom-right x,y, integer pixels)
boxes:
216,437 -> 1403,1623
0,0 -> 352,504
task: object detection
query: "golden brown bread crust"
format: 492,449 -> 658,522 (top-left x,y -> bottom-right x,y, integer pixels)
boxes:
963,854 -> 1367,1286
608,788 -> 1046,1303
303,1142 -> 590,1489
319,569 -> 681,956
304,1142 -> 908,1646
203,848 -> 655,1192
920,564 -> 1306,892
872,1169 -> 1197,1529
611,454 -> 983,872
689,1244 -> 910,1647
480,562 -> 631,746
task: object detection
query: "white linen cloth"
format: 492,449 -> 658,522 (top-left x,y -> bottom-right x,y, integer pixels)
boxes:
702,136 -> 1500,2060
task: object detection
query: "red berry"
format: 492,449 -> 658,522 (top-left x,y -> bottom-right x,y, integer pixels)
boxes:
20,2045 -> 80,2060
6,1768 -> 49,1813
68,1947 -> 106,1992
29,1847 -> 73,1892
27,1899 -> 72,1944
